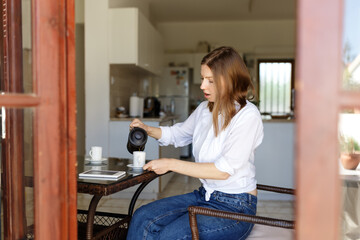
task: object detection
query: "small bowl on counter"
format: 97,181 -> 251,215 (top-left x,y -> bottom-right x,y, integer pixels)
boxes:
116,113 -> 128,118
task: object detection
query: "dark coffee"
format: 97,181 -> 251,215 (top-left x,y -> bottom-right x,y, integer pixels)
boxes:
127,127 -> 148,154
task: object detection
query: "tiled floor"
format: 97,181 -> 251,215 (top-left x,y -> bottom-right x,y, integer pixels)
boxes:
77,173 -> 295,221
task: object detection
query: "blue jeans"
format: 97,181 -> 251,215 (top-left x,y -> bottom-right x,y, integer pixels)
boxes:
126,187 -> 257,240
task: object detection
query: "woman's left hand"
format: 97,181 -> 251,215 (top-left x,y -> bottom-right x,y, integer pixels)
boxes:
143,158 -> 174,175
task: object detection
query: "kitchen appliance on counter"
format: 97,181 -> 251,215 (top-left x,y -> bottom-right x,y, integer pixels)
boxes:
158,67 -> 192,158
143,97 -> 160,118
129,93 -> 144,118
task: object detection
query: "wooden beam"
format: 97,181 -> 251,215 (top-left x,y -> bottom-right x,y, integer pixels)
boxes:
1,0 -> 27,239
32,0 -> 77,239
0,93 -> 40,107
65,0 -> 78,238
296,0 -> 343,239
339,91 -> 360,109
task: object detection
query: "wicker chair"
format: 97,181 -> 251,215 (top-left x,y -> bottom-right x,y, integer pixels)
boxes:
188,184 -> 295,240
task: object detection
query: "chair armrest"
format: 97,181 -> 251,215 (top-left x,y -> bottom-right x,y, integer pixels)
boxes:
256,184 -> 295,195
188,206 -> 294,240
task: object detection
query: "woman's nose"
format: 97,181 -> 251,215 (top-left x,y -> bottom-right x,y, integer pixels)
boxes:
200,80 -> 206,90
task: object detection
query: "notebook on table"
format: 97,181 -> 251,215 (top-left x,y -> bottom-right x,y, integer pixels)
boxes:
79,169 -> 126,180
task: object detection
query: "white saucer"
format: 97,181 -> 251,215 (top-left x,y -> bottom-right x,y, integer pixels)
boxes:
85,157 -> 108,165
127,164 -> 144,171
85,162 -> 107,167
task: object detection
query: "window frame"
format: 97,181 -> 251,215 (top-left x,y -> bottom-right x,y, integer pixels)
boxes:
256,58 -> 295,115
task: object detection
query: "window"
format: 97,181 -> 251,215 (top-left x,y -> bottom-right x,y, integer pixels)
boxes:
257,60 -> 295,115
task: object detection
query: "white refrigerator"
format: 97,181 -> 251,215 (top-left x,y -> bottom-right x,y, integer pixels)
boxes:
158,67 -> 191,158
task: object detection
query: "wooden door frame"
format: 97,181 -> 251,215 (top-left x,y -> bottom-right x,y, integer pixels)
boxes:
296,0 -> 342,238
1,0 -> 30,238
2,0 -> 359,239
295,0 -> 360,238
0,0 -> 77,239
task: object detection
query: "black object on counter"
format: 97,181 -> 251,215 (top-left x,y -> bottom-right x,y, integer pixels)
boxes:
143,97 -> 161,118
127,127 -> 148,154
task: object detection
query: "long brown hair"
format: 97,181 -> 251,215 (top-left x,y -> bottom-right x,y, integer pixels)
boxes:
201,46 -> 254,136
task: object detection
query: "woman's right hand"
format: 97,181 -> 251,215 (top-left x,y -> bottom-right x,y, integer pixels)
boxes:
130,118 -> 149,133
130,118 -> 162,140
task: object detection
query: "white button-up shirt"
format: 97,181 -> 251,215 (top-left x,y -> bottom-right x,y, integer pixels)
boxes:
158,101 -> 264,200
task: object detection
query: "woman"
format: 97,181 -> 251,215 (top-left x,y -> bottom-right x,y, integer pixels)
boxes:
127,46 -> 264,240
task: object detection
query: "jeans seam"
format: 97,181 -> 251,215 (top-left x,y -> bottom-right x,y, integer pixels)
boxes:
238,223 -> 254,240
197,221 -> 239,236
143,208 -> 188,240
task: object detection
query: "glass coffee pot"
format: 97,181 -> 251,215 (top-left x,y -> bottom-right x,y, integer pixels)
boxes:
127,127 -> 148,154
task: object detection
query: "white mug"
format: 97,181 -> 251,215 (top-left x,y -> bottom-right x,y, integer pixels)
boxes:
91,166 -> 102,171
133,151 -> 146,167
89,146 -> 102,161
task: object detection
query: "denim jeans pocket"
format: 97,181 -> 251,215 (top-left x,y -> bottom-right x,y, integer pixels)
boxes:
215,193 -> 257,215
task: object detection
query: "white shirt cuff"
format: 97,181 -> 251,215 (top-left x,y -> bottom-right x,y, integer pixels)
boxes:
158,126 -> 171,146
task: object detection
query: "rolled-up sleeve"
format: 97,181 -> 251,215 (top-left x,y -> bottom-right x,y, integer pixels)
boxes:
158,103 -> 204,147
214,156 -> 235,175
158,126 -> 172,146
214,110 -> 264,175
158,122 -> 193,147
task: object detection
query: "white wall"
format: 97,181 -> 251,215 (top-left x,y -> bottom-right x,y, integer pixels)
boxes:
85,0 -> 110,156
22,0 -> 31,49
75,0 -> 84,24
157,20 -> 296,53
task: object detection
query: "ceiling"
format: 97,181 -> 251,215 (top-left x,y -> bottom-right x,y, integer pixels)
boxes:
147,0 -> 296,22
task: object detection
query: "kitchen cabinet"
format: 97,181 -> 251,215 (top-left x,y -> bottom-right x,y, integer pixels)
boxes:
108,8 -> 163,76
255,120 -> 295,200
108,117 -> 179,199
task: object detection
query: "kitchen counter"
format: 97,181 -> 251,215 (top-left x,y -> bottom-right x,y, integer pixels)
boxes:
255,120 -> 295,200
112,115 -> 295,123
261,114 -> 295,122
262,119 -> 295,123
110,115 -> 179,124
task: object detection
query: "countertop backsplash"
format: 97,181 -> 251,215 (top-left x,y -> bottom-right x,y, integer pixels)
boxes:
109,65 -> 160,118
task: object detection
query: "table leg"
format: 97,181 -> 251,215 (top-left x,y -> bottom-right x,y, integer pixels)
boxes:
86,194 -> 102,240
128,180 -> 153,216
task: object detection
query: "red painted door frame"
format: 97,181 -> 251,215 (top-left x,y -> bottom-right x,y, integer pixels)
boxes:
0,0 -> 77,239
